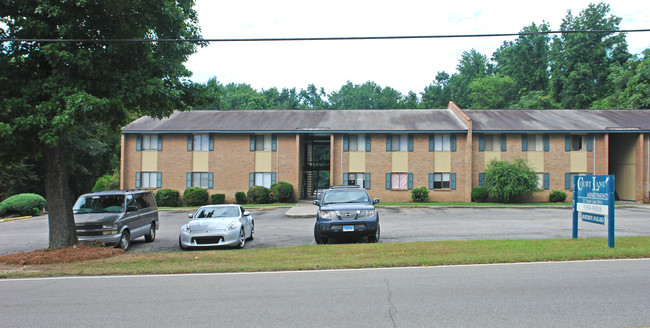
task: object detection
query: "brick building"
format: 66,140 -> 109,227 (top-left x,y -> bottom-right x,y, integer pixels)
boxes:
120,102 -> 650,203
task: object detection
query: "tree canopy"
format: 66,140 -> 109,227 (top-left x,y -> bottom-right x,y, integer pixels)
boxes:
1,0 -> 204,249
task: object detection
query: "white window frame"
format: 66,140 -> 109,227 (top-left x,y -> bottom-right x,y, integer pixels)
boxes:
347,173 -> 366,187
434,134 -> 451,151
255,172 -> 273,188
433,173 -> 451,189
193,134 -> 209,151
391,173 -> 408,190
484,135 -> 501,151
571,135 -> 586,151
141,172 -> 158,188
192,172 -> 210,188
255,134 -> 272,151
391,135 -> 408,152
142,135 -> 158,151
536,173 -> 544,190
348,135 -> 366,152
527,135 -> 543,151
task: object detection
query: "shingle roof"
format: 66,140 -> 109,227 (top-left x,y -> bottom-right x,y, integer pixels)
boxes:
466,109 -> 650,132
122,109 -> 468,133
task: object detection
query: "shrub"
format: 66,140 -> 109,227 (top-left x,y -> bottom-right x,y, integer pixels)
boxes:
270,181 -> 295,203
0,193 -> 47,217
211,193 -> 226,204
247,186 -> 271,204
484,158 -> 538,203
410,186 -> 429,203
235,191 -> 248,204
91,170 -> 119,192
471,186 -> 490,203
549,190 -> 567,203
155,189 -> 180,207
183,187 -> 209,207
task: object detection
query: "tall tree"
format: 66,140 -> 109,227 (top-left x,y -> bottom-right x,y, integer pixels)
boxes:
493,22 -> 551,93
420,71 -> 451,109
448,49 -> 492,108
0,0 -> 203,249
592,49 -> 650,109
329,81 -> 407,109
549,2 -> 629,108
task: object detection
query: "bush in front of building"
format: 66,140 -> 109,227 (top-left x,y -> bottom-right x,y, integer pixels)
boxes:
247,186 -> 271,204
155,189 -> 180,207
183,187 -> 209,206
471,186 -> 490,203
235,191 -> 248,204
549,190 -> 567,203
410,186 -> 429,203
270,181 -> 295,203
0,193 -> 47,217
211,193 -> 226,204
91,170 -> 120,192
484,158 -> 538,203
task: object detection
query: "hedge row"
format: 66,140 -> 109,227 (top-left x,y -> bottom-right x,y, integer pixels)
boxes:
154,181 -> 295,207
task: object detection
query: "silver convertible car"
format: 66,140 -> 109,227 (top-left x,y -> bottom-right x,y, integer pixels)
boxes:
179,205 -> 254,250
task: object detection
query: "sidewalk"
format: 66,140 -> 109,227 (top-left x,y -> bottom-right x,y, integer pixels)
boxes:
284,199 -> 318,218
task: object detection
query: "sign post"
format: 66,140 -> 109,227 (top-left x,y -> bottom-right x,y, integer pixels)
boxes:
572,175 -> 615,248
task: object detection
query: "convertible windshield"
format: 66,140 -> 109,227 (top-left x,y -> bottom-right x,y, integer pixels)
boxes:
323,190 -> 370,204
73,195 -> 125,214
195,206 -> 240,219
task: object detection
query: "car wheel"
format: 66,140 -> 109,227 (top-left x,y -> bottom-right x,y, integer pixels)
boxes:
236,228 -> 246,249
368,224 -> 380,243
178,236 -> 187,251
117,230 -> 131,251
248,221 -> 255,241
314,225 -> 328,245
144,223 -> 156,242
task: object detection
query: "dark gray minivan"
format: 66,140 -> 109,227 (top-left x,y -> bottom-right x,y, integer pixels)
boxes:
73,189 -> 159,251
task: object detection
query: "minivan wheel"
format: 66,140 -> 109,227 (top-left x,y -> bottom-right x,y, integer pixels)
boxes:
144,223 -> 156,242
117,230 -> 131,251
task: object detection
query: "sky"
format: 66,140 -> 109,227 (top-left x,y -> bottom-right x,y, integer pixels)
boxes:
184,0 -> 650,95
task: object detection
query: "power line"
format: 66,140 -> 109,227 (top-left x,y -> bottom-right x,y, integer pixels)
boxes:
1,29 -> 649,43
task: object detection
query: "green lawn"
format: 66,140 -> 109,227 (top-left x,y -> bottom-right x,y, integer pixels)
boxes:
1,237 -> 648,278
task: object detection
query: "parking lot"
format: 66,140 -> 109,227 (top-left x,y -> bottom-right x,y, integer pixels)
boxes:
2,206 -> 650,255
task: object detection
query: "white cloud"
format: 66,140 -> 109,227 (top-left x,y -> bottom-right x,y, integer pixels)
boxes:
185,0 -> 650,95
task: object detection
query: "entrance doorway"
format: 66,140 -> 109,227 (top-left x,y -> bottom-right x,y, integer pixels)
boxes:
302,136 -> 330,198
609,134 -> 637,201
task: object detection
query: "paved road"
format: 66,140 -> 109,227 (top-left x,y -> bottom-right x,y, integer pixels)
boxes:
2,206 -> 650,254
1,259 -> 648,327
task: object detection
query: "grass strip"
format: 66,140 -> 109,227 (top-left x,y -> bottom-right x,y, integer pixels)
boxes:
1,237 -> 649,278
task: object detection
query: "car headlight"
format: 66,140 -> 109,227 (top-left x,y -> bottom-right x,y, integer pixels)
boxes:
225,222 -> 238,231
182,224 -> 191,232
358,210 -> 376,218
319,210 -> 336,220
102,224 -> 118,235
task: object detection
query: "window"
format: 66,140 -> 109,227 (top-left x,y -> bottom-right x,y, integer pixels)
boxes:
571,135 -> 585,151
391,173 -> 408,190
434,134 -> 450,151
141,172 -> 160,188
566,172 -> 586,190
348,135 -> 366,151
193,134 -> 209,151
253,134 -> 273,151
527,135 -> 544,151
347,173 -> 365,187
187,172 -> 213,189
536,173 -> 544,190
433,173 -> 451,189
255,172 -> 273,188
484,135 -> 501,151
391,135 -> 408,151
142,135 -> 158,151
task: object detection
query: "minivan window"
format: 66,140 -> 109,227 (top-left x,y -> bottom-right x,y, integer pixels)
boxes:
135,193 -> 148,209
73,195 -> 125,214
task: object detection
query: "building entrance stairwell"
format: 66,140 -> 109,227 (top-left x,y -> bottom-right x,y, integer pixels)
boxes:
301,136 -> 330,198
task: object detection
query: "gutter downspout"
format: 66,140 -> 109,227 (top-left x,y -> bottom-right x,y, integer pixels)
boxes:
341,135 -> 344,185
647,134 -> 649,201
593,134 -> 596,174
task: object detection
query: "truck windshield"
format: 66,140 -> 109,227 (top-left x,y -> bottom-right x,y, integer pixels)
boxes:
323,190 -> 370,205
73,195 -> 125,214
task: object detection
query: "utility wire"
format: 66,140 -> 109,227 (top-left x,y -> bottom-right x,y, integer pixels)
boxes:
1,29 -> 649,43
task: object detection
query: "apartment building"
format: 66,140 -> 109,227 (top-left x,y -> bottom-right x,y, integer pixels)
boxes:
121,102 -> 650,203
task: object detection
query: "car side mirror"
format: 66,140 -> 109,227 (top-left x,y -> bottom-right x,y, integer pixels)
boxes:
313,200 -> 320,206
126,206 -> 138,212
188,212 -> 194,218
243,211 -> 250,216
373,198 -> 380,204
